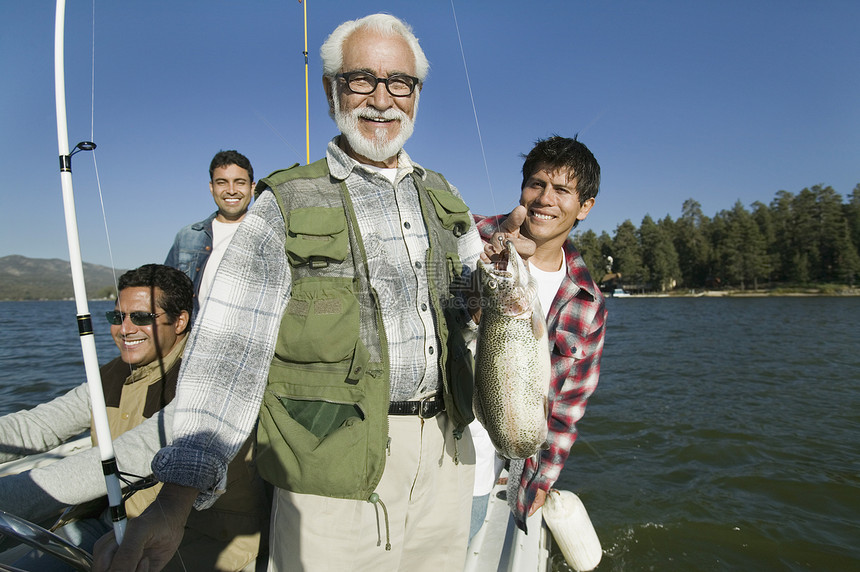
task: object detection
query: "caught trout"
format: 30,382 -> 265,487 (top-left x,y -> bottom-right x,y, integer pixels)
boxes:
474,239 -> 551,459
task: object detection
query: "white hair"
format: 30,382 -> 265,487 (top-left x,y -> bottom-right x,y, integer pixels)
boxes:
320,13 -> 430,81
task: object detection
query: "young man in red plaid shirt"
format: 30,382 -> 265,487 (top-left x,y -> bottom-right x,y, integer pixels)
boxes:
474,135 -> 606,531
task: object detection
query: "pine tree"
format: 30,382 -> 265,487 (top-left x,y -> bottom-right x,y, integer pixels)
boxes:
675,199 -> 711,288
612,220 -> 644,291
640,215 -> 680,291
572,229 -> 604,281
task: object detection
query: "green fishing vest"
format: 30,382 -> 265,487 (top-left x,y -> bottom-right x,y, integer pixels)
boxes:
255,158 -> 476,500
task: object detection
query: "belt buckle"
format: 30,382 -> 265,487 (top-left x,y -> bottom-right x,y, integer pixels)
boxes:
418,394 -> 438,419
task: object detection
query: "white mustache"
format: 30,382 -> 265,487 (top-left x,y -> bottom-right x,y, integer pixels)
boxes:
354,107 -> 406,122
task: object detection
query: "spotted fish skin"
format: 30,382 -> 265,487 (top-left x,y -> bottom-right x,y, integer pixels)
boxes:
474,240 -> 551,459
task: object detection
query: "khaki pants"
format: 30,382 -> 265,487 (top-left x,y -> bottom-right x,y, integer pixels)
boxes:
268,413 -> 475,571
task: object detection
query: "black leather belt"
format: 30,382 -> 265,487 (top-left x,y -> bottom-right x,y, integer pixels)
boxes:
388,394 -> 445,418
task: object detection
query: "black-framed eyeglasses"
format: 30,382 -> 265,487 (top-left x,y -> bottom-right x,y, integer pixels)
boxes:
105,311 -> 164,326
336,71 -> 420,97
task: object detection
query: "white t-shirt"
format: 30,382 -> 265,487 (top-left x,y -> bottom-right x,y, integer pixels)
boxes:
197,219 -> 241,304
361,163 -> 398,183
529,256 -> 567,320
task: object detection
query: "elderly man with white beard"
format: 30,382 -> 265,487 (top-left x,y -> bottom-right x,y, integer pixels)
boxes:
94,13 -> 486,572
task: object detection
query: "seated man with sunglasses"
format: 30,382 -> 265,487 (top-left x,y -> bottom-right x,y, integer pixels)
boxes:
0,264 -> 269,571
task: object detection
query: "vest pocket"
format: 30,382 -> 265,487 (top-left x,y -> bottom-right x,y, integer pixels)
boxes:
426,187 -> 472,236
257,370 -> 373,497
276,277 -> 359,363
278,397 -> 364,440
285,207 -> 348,266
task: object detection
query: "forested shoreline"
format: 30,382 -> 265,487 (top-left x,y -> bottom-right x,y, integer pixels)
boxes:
574,184 -> 860,293
4,184 -> 860,299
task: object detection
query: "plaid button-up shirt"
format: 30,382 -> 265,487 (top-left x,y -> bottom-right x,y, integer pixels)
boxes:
153,139 -> 482,506
475,215 -> 607,529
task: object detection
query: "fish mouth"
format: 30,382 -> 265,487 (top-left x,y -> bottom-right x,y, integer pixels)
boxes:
496,244 -> 510,272
489,238 -> 515,272
479,239 -> 521,282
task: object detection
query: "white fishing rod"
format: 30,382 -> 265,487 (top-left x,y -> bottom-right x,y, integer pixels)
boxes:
54,0 -> 126,544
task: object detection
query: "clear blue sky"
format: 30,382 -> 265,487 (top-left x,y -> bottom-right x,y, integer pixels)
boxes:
2,0 -> 858,269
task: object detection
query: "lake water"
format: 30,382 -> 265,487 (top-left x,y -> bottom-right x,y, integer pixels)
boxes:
554,296 -> 860,571
0,300 -> 118,415
1,298 -> 858,570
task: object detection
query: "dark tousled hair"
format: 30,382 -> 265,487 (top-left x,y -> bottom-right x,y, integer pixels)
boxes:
521,135 -> 600,204
117,264 -> 193,331
209,150 -> 254,182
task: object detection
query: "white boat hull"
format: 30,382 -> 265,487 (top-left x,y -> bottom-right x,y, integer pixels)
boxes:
464,472 -> 550,572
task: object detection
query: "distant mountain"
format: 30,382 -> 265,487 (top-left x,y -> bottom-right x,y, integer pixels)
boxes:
0,256 -> 125,300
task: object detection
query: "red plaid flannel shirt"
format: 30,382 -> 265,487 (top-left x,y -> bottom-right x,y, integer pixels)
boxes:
475,215 -> 607,529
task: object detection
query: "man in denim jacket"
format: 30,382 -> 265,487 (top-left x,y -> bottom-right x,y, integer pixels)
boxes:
164,150 -> 255,310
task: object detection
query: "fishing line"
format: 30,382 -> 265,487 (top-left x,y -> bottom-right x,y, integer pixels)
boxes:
86,11 -> 190,568
84,0 -> 121,300
90,155 -> 121,293
450,0 -> 501,232
576,434 -> 603,460
255,109 -> 305,162
81,7 -> 213,568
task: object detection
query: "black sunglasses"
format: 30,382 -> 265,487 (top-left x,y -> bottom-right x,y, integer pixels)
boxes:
105,311 -> 164,326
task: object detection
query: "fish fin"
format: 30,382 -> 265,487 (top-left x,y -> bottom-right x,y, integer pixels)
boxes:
473,393 -> 485,426
540,440 -> 550,451
531,309 -> 547,340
